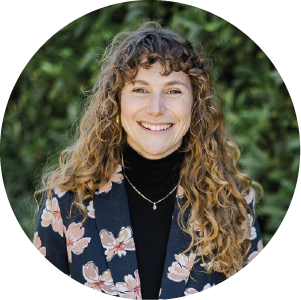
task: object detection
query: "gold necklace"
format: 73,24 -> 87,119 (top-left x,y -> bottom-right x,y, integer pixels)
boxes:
124,174 -> 178,210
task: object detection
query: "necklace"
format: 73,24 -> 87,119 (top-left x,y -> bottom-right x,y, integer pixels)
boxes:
124,174 -> 178,210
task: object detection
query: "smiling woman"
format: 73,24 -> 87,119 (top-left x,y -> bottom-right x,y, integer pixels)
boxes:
121,63 -> 193,158
33,22 -> 263,299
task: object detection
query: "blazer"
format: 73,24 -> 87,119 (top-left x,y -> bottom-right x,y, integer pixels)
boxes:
33,165 -> 263,299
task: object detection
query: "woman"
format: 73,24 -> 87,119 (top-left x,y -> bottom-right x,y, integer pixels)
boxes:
33,22 -> 263,299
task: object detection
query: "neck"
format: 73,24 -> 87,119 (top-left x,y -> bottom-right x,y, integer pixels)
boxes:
126,138 -> 182,160
122,144 -> 184,190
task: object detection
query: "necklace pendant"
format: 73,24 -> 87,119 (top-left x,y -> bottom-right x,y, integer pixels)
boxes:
153,204 -> 157,210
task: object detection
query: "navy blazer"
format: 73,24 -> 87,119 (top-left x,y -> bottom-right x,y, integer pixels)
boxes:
33,165 -> 263,299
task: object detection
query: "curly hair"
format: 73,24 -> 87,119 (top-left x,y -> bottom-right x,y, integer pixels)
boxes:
37,22 -> 261,278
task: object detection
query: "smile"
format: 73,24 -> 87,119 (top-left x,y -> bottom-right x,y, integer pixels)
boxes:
139,122 -> 173,131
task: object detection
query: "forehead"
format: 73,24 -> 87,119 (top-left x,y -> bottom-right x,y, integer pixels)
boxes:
132,62 -> 191,85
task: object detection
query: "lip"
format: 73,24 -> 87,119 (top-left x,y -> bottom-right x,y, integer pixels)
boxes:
138,121 -> 173,125
137,121 -> 174,133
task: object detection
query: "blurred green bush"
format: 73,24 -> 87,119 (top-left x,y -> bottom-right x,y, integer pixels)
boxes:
1,1 -> 299,246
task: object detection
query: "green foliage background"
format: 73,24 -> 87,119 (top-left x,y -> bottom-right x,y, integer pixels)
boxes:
1,1 -> 299,246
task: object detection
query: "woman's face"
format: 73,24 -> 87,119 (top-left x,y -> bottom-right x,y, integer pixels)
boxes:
120,62 -> 193,159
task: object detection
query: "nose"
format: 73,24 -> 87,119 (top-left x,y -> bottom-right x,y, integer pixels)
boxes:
145,92 -> 166,116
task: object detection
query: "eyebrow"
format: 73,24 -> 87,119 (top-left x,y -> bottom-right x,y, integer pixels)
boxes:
164,80 -> 188,89
131,79 -> 188,89
131,79 -> 149,86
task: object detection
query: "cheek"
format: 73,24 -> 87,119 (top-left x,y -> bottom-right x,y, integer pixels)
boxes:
120,94 -> 133,127
183,113 -> 192,133
176,103 -> 192,129
177,110 -> 192,138
121,105 -> 138,123
120,93 -> 145,125
120,104 -> 129,124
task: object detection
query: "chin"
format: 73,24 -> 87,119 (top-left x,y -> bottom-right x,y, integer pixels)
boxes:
142,143 -> 174,158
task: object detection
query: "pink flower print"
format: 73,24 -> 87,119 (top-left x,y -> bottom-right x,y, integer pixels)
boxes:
189,220 -> 202,236
248,239 -> 264,262
203,283 -> 215,290
54,187 -> 66,198
167,253 -> 195,283
196,245 -> 203,256
83,262 -> 117,296
41,197 -> 64,237
250,227 -> 257,240
244,188 -> 255,205
116,270 -> 142,299
184,287 -> 198,296
242,214 -> 257,240
33,232 -> 46,257
64,222 -> 91,262
176,185 -> 185,198
200,258 -> 221,271
100,226 -> 135,261
96,165 -> 123,194
248,214 -> 257,240
159,288 -> 162,297
87,200 -> 95,218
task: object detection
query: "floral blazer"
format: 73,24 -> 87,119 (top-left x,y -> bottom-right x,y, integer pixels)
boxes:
33,165 -> 263,299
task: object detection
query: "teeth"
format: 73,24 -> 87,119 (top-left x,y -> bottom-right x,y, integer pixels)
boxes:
141,122 -> 172,131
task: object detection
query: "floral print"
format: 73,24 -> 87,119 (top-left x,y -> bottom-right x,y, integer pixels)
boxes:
87,200 -> 95,218
41,197 -> 64,237
34,164 -> 263,299
64,222 -> 91,263
95,165 -> 124,194
248,239 -> 264,262
241,212 -> 257,240
203,283 -> 215,290
116,270 -> 142,299
167,253 -> 196,283
244,188 -> 255,204
33,232 -> 46,257
191,221 -> 218,257
190,220 -> 202,236
184,287 -> 198,295
159,288 -> 162,297
83,262 -> 117,295
100,226 -> 135,261
247,214 -> 257,240
176,185 -> 185,198
200,258 -> 221,271
54,187 -> 66,198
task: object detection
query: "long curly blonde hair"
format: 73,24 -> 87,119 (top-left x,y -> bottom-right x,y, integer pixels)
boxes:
37,22 -> 260,278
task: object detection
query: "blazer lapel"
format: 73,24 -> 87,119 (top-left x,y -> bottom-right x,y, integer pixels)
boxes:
159,198 -> 195,299
93,168 -> 141,298
92,165 -> 192,299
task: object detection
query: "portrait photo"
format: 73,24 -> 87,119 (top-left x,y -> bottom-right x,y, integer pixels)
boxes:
1,1 -> 300,299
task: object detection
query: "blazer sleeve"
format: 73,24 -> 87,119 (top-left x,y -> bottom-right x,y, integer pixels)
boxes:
33,194 -> 70,274
245,189 -> 264,262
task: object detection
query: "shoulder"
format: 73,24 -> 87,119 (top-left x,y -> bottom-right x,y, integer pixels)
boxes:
52,187 -> 76,209
41,188 -> 78,223
42,164 -> 125,222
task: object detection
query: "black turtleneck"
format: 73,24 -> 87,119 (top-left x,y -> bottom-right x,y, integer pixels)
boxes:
122,145 -> 184,300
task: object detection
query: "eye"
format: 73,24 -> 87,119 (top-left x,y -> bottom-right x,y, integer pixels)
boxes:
167,89 -> 182,95
133,88 -> 147,94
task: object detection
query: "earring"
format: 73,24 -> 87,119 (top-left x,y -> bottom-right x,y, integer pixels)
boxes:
116,115 -> 120,124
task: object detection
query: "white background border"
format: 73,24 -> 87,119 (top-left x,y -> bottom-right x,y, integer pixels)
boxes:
1,0 -> 300,299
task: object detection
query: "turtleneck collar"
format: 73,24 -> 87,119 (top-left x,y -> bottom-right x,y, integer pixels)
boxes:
122,144 -> 185,190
